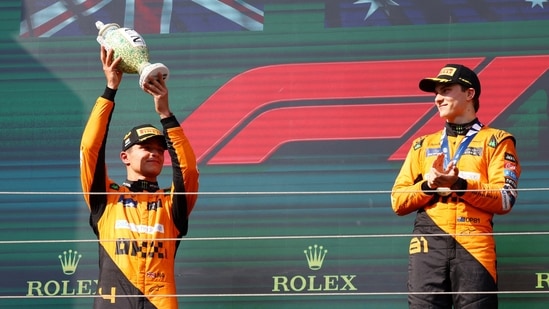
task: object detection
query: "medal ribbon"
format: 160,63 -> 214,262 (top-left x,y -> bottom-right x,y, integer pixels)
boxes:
440,122 -> 483,169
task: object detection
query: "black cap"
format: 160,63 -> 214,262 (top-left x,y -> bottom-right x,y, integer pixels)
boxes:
122,124 -> 167,151
419,64 -> 481,99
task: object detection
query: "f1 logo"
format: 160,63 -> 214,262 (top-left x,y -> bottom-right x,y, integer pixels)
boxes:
175,56 -> 549,165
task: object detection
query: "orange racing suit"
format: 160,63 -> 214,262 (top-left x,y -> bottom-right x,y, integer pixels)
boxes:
80,88 -> 199,308
391,120 -> 520,308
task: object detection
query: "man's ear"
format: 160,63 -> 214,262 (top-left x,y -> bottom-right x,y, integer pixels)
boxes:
467,88 -> 475,100
120,151 -> 130,165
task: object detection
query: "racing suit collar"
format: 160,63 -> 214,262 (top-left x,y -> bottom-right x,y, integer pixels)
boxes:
446,118 -> 480,136
122,179 -> 160,192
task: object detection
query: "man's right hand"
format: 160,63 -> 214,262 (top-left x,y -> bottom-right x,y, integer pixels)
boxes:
142,72 -> 172,119
100,45 -> 123,90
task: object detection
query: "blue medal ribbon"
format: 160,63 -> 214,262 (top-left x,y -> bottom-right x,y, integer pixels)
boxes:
440,122 -> 483,169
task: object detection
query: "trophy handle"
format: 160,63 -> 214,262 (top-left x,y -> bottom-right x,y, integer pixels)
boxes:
139,63 -> 170,90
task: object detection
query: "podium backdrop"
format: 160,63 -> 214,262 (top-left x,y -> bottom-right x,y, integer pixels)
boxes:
2,1 -> 549,308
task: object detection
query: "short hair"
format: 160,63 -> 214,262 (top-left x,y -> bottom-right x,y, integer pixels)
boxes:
459,84 -> 480,112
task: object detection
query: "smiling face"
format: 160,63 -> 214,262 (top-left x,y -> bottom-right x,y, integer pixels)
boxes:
120,137 -> 166,181
433,83 -> 477,124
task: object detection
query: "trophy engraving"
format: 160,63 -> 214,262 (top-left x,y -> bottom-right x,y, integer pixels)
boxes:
96,21 -> 169,89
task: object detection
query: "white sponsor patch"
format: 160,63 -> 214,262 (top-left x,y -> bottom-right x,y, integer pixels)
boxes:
501,188 -> 511,211
115,220 -> 165,234
459,171 -> 480,181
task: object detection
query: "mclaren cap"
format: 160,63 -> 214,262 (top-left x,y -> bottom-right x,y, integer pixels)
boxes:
419,64 -> 481,99
122,124 -> 167,151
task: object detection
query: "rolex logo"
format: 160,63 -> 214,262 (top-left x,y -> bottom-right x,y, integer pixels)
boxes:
26,249 -> 97,297
272,244 -> 357,292
58,250 -> 82,275
304,244 -> 327,270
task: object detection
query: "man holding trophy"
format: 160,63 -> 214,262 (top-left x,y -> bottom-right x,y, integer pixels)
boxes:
80,43 -> 199,308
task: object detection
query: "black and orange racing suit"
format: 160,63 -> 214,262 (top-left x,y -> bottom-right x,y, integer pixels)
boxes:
391,120 -> 520,308
80,87 -> 199,308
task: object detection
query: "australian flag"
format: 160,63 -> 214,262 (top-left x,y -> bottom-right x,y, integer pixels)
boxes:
326,0 -> 549,28
20,0 -> 265,38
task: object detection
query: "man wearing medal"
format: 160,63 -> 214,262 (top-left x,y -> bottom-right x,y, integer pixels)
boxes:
391,64 -> 521,308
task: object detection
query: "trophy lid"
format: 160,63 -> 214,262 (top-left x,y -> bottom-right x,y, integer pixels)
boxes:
96,21 -> 120,36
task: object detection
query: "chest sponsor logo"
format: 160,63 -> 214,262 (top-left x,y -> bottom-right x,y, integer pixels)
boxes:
115,220 -> 165,234
119,197 -> 137,208
464,147 -> 482,156
118,197 -> 162,211
115,239 -> 167,259
426,148 -> 440,157
148,200 -> 162,211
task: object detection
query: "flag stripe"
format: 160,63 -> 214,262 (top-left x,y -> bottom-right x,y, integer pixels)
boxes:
20,0 -> 112,37
220,0 -> 264,23
160,0 -> 173,33
134,0 -> 162,33
192,0 -> 263,31
23,5 -> 75,38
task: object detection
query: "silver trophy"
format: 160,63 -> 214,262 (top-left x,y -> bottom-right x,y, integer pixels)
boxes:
96,21 -> 169,89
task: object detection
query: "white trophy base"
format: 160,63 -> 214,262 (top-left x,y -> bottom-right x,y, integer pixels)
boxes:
139,63 -> 170,90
